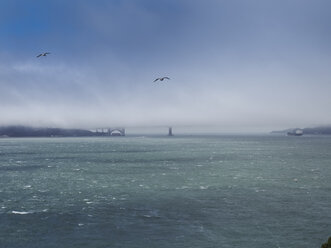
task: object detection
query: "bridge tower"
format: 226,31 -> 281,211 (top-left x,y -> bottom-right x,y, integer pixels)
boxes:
168,127 -> 173,136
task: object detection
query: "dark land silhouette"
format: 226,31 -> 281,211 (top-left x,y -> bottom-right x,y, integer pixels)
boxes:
271,126 -> 331,135
0,126 -> 94,137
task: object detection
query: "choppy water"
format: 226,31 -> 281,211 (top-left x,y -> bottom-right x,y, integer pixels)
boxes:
0,135 -> 330,248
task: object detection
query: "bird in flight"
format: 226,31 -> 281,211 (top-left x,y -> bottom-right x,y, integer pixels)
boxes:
36,52 -> 51,58
153,77 -> 170,82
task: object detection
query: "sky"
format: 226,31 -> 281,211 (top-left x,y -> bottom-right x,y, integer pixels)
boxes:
0,0 -> 331,132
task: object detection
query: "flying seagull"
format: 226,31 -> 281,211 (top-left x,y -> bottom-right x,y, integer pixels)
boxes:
36,52 -> 51,58
153,77 -> 170,82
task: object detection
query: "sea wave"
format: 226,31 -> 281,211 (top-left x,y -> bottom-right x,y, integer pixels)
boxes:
10,209 -> 48,215
11,211 -> 34,215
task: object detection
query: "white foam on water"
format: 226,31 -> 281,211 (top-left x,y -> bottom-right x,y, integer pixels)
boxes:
255,189 -> 266,193
176,186 -> 190,190
38,189 -> 49,193
11,210 -> 34,215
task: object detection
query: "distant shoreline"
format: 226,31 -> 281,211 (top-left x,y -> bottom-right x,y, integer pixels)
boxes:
271,126 -> 331,135
1,125 -> 331,137
0,126 -> 98,138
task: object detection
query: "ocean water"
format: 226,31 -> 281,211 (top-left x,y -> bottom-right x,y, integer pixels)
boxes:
0,135 -> 330,248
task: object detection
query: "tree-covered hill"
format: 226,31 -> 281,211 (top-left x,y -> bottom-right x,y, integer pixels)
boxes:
0,126 -> 94,137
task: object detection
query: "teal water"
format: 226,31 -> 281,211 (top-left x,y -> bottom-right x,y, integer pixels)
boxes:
0,135 -> 330,248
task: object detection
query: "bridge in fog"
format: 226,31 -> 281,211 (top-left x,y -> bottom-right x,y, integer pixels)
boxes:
94,127 -> 174,136
94,128 -> 126,136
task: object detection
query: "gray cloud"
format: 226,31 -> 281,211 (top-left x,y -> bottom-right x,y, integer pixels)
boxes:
0,0 -> 330,132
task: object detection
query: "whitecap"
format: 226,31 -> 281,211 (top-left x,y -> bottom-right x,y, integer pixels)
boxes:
176,186 -> 189,190
11,211 -> 34,215
38,190 -> 49,193
255,189 -> 266,193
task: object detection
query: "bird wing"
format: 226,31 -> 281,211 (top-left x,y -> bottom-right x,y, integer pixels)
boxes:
163,77 -> 170,80
36,54 -> 42,57
45,52 -> 51,55
153,78 -> 160,82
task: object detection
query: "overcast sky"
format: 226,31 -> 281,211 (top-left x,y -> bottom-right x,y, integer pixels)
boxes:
0,0 -> 330,132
